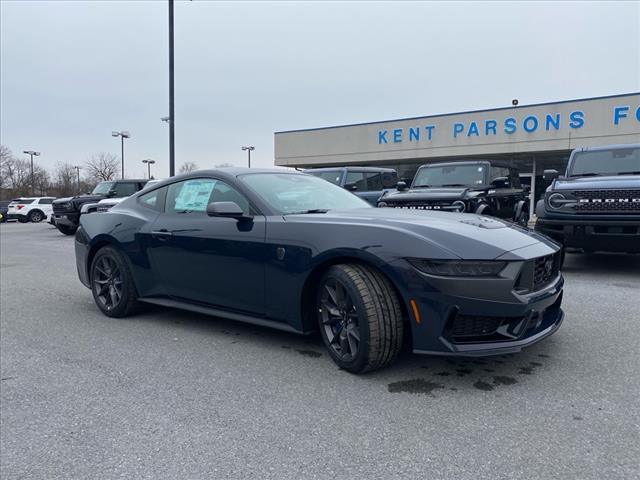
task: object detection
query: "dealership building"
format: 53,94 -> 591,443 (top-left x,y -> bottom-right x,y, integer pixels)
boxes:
274,92 -> 640,215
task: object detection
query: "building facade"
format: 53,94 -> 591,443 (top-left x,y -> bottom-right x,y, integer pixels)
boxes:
274,92 -> 640,215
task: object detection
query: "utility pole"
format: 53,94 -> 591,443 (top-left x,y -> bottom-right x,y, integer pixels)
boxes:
23,150 -> 41,196
241,146 -> 255,168
142,159 -> 156,179
168,0 -> 176,177
73,166 -> 82,192
111,131 -> 131,178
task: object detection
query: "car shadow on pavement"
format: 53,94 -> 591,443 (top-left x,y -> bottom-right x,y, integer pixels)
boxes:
562,252 -> 640,278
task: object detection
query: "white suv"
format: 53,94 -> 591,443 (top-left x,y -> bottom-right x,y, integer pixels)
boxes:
6,197 -> 55,223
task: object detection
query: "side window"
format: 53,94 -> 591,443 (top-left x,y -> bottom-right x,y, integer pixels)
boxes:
166,178 -> 215,214
366,172 -> 383,191
114,182 -> 137,197
38,198 -> 53,204
138,188 -> 164,212
208,180 -> 251,215
344,172 -> 367,191
510,169 -> 522,188
381,171 -> 398,189
489,166 -> 510,186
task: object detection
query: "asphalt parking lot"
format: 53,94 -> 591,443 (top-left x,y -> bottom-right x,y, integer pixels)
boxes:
1,222 -> 639,479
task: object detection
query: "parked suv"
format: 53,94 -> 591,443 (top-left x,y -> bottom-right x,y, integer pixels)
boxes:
304,166 -> 398,205
52,179 -> 147,235
378,161 -> 530,226
535,144 -> 640,253
5,197 -> 55,223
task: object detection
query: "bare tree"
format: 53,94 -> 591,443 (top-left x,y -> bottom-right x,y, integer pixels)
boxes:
53,162 -> 78,197
85,153 -> 120,181
0,145 -> 15,190
179,161 -> 198,173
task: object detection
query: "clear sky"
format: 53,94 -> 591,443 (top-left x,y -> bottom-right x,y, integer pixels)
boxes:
1,0 -> 639,179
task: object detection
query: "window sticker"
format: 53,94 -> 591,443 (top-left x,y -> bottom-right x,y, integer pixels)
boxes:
175,180 -> 214,212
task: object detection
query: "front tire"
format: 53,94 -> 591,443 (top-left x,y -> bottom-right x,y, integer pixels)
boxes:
90,246 -> 139,318
317,264 -> 403,373
57,224 -> 77,235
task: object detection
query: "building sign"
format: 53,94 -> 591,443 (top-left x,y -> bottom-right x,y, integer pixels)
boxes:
274,93 -> 640,167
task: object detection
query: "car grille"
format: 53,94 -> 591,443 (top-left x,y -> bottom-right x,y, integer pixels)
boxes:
573,189 -> 640,214
53,203 -> 71,214
450,315 -> 502,338
445,313 -> 526,343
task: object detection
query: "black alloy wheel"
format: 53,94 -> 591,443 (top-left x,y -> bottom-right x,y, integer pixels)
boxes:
29,210 -> 44,223
90,246 -> 138,317
319,277 -> 361,362
317,264 -> 403,373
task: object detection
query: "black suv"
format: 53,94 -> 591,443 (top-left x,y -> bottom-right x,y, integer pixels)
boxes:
52,179 -> 147,235
378,160 -> 530,226
304,166 -> 398,205
535,144 -> 640,253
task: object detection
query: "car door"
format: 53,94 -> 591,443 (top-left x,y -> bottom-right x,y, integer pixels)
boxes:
147,177 -> 267,315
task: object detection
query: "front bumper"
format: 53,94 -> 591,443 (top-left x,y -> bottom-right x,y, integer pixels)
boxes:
392,259 -> 565,356
535,217 -> 640,253
53,213 -> 80,228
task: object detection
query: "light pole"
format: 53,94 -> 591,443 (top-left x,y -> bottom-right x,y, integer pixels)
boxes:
23,150 -> 41,196
111,131 -> 131,179
73,166 -> 82,192
241,146 -> 255,168
168,0 -> 176,177
142,159 -> 156,179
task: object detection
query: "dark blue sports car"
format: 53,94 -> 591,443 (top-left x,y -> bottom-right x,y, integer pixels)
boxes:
75,168 -> 564,373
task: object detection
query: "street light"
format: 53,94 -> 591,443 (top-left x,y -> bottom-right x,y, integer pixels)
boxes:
73,166 -> 82,192
111,130 -> 131,179
23,150 -> 41,196
241,146 -> 255,168
142,159 -> 156,179
167,0 -> 176,177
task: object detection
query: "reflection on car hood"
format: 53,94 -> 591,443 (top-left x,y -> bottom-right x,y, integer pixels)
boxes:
284,208 -> 555,259
554,175 -> 640,190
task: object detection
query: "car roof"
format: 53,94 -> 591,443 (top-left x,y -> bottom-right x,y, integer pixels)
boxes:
573,143 -> 640,153
417,160 -> 513,169
11,196 -> 55,200
303,166 -> 396,173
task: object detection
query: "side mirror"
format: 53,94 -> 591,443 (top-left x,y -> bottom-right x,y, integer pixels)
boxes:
344,183 -> 358,191
206,201 -> 250,220
396,181 -> 408,191
543,169 -> 560,183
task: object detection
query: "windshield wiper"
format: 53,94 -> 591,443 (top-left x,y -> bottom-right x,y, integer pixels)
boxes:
616,171 -> 640,175
440,183 -> 467,187
285,209 -> 329,215
412,184 -> 431,188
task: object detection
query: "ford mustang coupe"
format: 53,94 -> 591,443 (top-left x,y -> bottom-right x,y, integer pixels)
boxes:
75,169 -> 564,373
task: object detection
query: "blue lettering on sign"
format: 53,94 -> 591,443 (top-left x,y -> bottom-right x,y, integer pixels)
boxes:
569,110 -> 584,129
636,106 -> 640,122
378,130 -> 388,144
453,123 -> 464,138
485,120 -> 497,136
545,113 -> 560,131
613,106 -> 629,125
523,115 -> 538,133
425,125 -> 435,140
504,117 -> 517,134
409,127 -> 420,142
467,121 -> 480,136
393,129 -> 403,143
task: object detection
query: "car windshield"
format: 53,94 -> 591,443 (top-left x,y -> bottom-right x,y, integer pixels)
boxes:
569,147 -> 640,176
240,173 -> 371,214
412,164 -> 486,187
92,182 -> 115,195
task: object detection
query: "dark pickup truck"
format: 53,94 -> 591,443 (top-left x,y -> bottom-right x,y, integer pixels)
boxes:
304,166 -> 398,205
535,144 -> 640,253
378,160 -> 530,226
52,179 -> 147,235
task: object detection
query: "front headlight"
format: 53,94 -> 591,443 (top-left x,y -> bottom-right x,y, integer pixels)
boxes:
407,258 -> 507,277
546,192 -> 577,210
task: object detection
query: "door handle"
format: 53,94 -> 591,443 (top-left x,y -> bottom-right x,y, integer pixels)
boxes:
151,229 -> 173,240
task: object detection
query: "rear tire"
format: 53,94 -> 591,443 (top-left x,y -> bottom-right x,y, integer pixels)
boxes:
28,210 -> 44,223
317,264 -> 403,373
90,246 -> 139,318
57,225 -> 77,235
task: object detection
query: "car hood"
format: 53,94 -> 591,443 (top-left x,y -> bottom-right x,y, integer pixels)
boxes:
382,187 -> 473,202
553,175 -> 640,191
53,194 -> 105,204
284,208 -> 556,259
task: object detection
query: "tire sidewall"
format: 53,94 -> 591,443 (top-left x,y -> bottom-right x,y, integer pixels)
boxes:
29,210 -> 44,223
317,266 -> 371,372
90,246 -> 135,317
